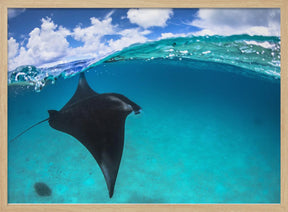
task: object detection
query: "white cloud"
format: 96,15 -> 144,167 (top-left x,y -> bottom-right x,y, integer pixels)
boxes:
105,10 -> 115,19
108,28 -> 150,51
8,37 -> 19,59
160,32 -> 188,39
68,17 -> 150,61
72,17 -> 115,43
8,9 -> 26,19
9,17 -> 70,70
68,16 -> 117,60
191,9 -> 280,36
127,9 -> 173,28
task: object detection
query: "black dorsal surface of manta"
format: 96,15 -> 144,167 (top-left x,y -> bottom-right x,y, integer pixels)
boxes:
11,72 -> 141,198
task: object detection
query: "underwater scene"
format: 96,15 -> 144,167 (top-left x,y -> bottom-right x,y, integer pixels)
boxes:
7,9 -> 280,203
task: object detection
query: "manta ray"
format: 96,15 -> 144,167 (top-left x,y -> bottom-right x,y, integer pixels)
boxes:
10,72 -> 141,198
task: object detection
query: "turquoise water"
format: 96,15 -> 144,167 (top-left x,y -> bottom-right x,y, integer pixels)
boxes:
8,35 -> 280,203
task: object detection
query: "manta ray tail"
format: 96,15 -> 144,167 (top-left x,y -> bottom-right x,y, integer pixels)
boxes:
9,118 -> 49,142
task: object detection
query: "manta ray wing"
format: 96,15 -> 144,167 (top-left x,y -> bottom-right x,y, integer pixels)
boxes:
61,72 -> 98,111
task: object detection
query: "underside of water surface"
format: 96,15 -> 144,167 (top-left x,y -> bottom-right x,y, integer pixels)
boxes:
8,57 -> 280,203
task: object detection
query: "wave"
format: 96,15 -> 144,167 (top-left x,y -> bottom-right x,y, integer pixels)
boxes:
8,34 -> 280,92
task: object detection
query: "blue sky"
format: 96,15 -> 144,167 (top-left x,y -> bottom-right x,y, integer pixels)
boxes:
8,8 -> 280,70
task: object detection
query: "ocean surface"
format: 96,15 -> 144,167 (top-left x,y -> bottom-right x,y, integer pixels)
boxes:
8,35 -> 280,203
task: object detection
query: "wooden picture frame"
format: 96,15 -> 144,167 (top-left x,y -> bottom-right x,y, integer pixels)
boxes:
1,0 -> 287,211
